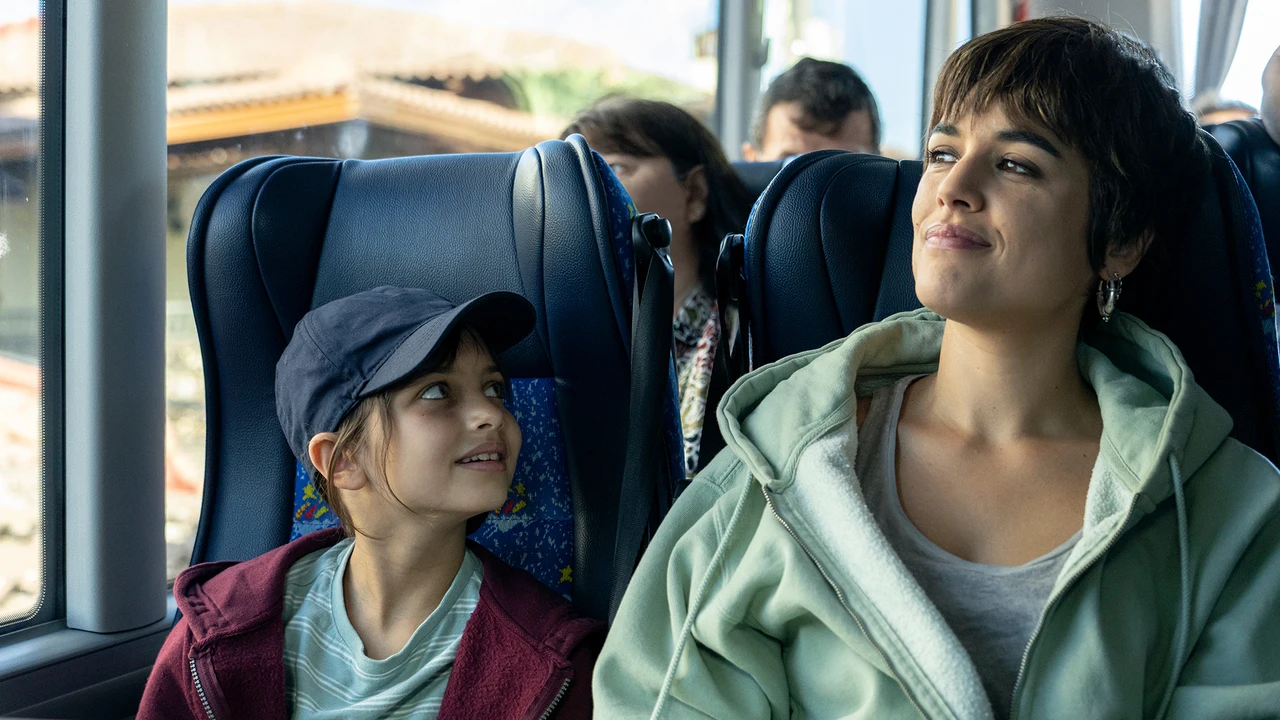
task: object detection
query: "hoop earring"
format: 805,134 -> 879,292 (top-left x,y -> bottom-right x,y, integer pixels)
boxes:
1097,272 -> 1122,322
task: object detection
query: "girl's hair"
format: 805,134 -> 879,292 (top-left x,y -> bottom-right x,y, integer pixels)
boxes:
312,326 -> 495,537
930,17 -> 1208,274
561,97 -> 754,293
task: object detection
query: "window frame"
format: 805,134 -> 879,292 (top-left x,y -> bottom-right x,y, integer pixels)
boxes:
0,0 -> 66,636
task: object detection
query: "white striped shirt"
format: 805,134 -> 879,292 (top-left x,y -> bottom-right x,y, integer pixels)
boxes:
282,538 -> 482,719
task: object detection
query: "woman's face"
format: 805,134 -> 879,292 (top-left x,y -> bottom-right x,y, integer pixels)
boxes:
600,152 -> 705,275
911,104 -> 1098,330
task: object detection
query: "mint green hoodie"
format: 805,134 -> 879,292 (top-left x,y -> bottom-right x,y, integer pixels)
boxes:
595,309 -> 1280,719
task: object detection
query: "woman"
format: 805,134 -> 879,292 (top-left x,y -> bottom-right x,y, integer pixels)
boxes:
595,18 -> 1280,720
562,99 -> 754,478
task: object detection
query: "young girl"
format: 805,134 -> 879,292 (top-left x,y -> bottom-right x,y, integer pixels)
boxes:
140,286 -> 603,719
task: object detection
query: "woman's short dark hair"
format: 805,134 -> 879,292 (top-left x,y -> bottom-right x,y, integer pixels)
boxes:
931,17 -> 1209,273
561,97 -> 754,293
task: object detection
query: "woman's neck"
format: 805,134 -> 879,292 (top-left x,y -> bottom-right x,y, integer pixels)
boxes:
669,240 -> 701,318
917,316 -> 1100,442
342,520 -> 468,660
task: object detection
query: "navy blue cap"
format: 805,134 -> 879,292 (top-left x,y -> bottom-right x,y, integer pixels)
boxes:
276,285 -> 536,472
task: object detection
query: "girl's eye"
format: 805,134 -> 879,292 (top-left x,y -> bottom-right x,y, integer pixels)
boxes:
484,382 -> 506,399
421,383 -> 448,400
609,162 -> 631,176
927,148 -> 957,165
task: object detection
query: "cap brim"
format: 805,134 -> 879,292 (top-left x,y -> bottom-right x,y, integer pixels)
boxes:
363,291 -> 536,395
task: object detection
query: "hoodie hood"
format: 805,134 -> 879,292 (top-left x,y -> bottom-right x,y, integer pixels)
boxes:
717,308 -> 1233,515
713,308 -> 1236,719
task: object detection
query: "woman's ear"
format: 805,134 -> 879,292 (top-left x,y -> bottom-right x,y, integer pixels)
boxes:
1102,229 -> 1153,281
684,165 -> 709,224
308,432 -> 368,491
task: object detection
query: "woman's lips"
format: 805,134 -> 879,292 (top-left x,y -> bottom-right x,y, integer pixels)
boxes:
925,223 -> 991,250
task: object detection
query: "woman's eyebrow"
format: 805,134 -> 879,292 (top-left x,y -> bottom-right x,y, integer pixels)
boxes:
996,129 -> 1061,158
930,122 -> 959,137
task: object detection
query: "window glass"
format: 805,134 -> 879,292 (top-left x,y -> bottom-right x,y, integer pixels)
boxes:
760,0 -> 928,159
164,0 -> 719,579
0,1 -> 43,623
1216,1 -> 1279,112
1180,0 -> 1277,112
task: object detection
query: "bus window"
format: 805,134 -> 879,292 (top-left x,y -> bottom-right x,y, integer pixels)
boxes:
759,0 -> 931,159
0,2 -> 42,626
162,0 -> 721,579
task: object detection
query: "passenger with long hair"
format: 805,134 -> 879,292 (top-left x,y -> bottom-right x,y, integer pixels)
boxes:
595,18 -> 1280,719
562,99 -> 753,478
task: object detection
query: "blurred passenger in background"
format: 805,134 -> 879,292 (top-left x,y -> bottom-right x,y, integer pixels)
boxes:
742,57 -> 882,161
1263,44 -> 1280,145
1194,95 -> 1258,125
562,98 -> 753,478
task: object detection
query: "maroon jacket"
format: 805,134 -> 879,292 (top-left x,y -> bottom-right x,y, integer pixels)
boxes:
138,528 -> 604,719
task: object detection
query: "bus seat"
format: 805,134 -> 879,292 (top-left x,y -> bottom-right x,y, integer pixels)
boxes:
1210,118 -> 1280,273
732,159 -> 787,203
185,136 -> 679,621
720,134 -> 1280,463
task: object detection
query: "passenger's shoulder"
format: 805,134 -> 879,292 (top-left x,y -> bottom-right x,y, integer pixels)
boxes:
471,544 -> 603,649
1190,438 -> 1280,552
690,446 -> 748,494
1202,438 -> 1280,497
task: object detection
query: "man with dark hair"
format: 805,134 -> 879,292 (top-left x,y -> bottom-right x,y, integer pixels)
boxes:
742,57 -> 882,161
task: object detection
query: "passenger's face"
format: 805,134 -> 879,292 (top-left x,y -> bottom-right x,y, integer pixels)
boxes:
911,105 -> 1097,330
599,151 -> 705,277
375,338 -> 520,523
747,101 -> 877,160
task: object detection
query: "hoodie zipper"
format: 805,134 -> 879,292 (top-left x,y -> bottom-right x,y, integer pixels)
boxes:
1008,502 -> 1138,720
537,677 -> 571,720
188,656 -> 218,720
761,487 -> 927,719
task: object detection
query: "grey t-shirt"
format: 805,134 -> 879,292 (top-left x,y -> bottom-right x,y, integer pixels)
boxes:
856,376 -> 1080,720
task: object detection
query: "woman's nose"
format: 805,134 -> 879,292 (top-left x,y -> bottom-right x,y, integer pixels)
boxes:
936,158 -> 984,213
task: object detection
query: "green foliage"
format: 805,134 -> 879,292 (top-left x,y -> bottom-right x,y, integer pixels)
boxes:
504,69 -> 710,121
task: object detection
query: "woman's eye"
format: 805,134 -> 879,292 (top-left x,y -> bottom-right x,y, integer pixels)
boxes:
927,149 -> 957,165
609,162 -> 631,176
484,382 -> 506,399
998,158 -> 1032,175
421,383 -> 448,400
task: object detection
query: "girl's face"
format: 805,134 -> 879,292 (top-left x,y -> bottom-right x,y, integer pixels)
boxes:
373,336 -> 521,525
910,104 -> 1098,330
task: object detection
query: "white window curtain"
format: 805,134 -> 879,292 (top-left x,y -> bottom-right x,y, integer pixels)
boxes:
1194,0 -> 1250,102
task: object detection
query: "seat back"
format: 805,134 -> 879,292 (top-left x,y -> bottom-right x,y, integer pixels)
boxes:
732,159 -> 787,203
1210,118 -> 1280,275
728,136 -> 1280,462
186,137 -> 677,619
